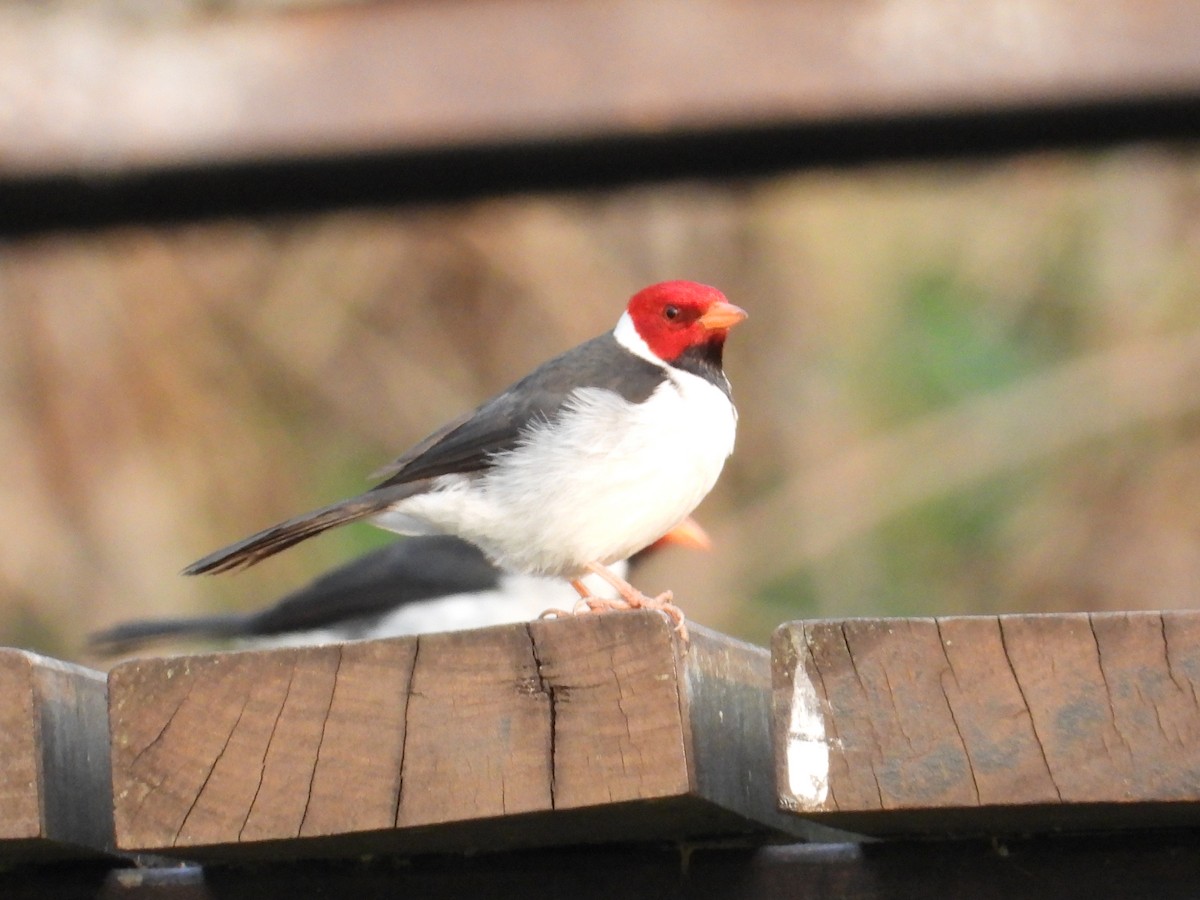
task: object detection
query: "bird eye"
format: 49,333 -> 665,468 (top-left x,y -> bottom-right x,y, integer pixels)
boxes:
664,305 -> 680,320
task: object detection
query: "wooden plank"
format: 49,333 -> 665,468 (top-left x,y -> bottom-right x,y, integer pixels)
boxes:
2,0 -> 1199,179
4,834 -> 1199,900
0,648 -> 112,861
773,611 -> 1200,835
108,610 -> 827,860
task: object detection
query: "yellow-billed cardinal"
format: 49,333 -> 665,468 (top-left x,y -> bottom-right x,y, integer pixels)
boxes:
184,281 -> 746,636
91,519 -> 710,654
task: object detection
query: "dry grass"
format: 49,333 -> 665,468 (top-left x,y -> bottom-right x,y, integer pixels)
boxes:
2,144 -> 1199,657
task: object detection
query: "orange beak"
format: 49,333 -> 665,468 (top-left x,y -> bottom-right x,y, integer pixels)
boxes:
698,300 -> 748,331
655,516 -> 712,552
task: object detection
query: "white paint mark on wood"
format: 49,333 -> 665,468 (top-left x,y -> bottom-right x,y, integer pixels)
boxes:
784,657 -> 829,809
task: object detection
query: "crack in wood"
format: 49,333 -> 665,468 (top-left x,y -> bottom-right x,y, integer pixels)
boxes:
996,618 -> 1063,802
1157,615 -> 1199,748
934,618 -> 981,806
299,646 -> 342,837
525,624 -> 556,810
1159,615 -> 1194,703
1087,614 -> 1135,766
239,658 -> 296,842
1142,679 -> 1175,746
174,690 -> 251,845
878,665 -> 917,755
838,624 -> 869,697
609,640 -> 640,783
394,635 -> 422,826
835,623 -> 885,811
128,673 -> 196,770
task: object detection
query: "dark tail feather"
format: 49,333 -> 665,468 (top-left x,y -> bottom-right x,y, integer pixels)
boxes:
88,613 -> 250,654
182,484 -> 422,576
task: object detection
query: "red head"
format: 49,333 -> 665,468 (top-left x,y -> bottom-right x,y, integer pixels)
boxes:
625,281 -> 747,363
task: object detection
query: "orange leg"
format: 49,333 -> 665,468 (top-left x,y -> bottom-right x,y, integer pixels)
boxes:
584,563 -> 689,641
539,577 -> 630,621
542,567 -> 689,642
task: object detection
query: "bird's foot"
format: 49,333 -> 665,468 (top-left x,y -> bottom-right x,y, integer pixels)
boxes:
621,590 -> 689,643
575,564 -> 690,642
575,595 -> 634,615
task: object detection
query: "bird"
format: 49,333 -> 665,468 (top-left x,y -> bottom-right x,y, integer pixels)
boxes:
89,519 -> 710,654
183,280 -> 746,637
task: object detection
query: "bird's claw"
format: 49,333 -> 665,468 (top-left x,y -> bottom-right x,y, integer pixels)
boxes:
614,589 -> 689,643
549,584 -> 689,643
579,596 -> 633,615
638,592 -> 689,643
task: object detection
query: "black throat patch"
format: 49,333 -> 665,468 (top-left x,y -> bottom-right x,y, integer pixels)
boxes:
668,339 -> 732,400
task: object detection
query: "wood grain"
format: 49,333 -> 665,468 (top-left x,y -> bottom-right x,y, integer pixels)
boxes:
774,611 -> 1200,835
0,648 -> 112,860
109,610 -> 813,860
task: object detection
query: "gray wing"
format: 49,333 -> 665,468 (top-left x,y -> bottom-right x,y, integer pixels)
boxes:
374,332 -> 664,486
183,332 -> 665,575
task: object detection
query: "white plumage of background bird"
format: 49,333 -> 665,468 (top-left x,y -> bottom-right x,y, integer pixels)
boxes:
91,519 -> 709,654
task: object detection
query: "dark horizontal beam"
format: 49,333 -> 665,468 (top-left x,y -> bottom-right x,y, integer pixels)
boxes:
1,97 -> 1198,238
3,834 -> 1198,899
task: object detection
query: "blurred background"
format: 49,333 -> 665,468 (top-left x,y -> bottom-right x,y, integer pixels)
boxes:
2,0 -> 1199,659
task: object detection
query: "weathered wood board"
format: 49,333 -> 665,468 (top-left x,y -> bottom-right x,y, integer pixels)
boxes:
774,611 -> 1200,835
0,648 -> 113,861
109,610 -> 824,860
3,0 -> 1200,178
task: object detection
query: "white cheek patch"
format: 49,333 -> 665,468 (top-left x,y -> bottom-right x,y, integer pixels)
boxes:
612,311 -> 660,364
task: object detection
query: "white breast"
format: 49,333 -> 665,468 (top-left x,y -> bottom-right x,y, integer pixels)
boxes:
377,368 -> 736,577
